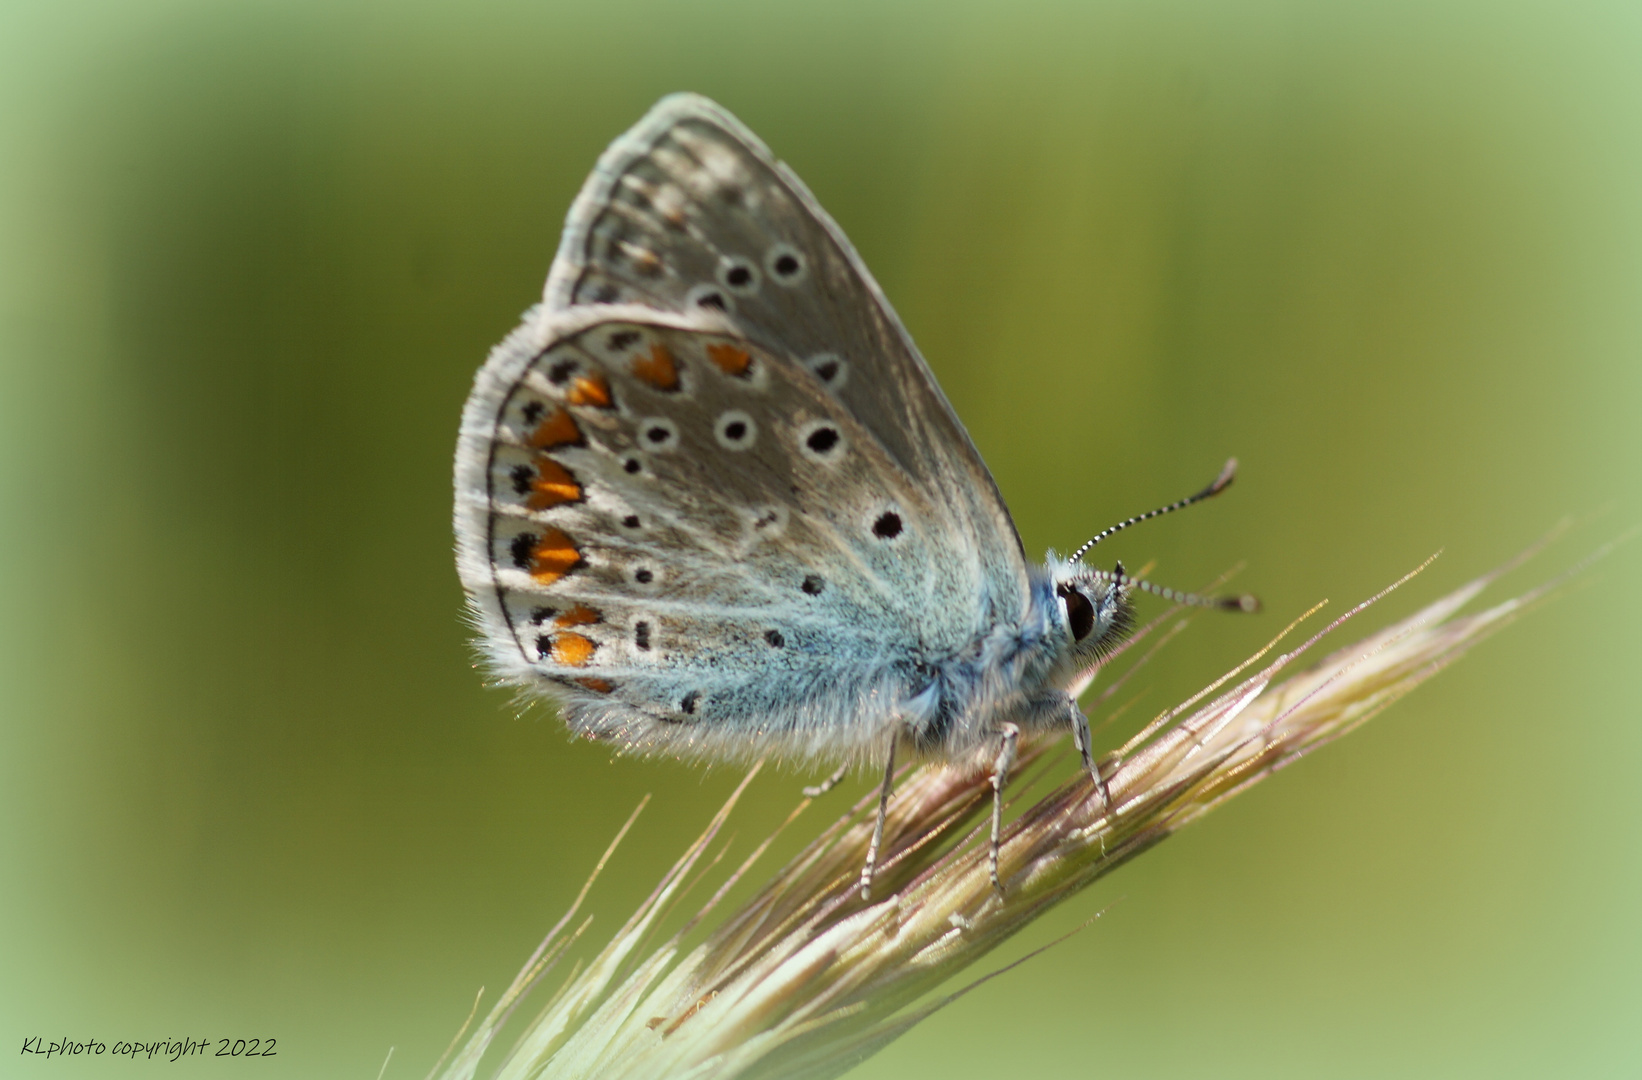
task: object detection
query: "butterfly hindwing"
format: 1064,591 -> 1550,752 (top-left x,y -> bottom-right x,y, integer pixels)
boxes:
456,304 -> 1013,763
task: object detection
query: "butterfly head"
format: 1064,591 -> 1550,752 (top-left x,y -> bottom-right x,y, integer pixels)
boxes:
1032,459 -> 1254,686
1043,556 -> 1137,676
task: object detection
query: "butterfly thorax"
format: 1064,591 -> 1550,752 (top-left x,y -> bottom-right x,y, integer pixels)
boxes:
899,558 -> 1133,768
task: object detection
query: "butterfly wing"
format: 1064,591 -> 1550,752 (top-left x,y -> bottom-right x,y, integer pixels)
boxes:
546,94 -> 1027,600
455,96 -> 1032,765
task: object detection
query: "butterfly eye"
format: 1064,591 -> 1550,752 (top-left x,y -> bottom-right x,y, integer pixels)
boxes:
1057,583 -> 1096,642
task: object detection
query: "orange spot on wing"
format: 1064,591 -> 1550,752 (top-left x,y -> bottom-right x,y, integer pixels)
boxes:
551,632 -> 596,666
527,407 -> 582,449
631,342 -> 680,391
567,374 -> 612,408
525,457 -> 582,510
577,677 -> 614,693
706,342 -> 751,376
529,527 -> 581,585
553,604 -> 600,628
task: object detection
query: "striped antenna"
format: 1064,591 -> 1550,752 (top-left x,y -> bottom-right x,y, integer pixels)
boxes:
1093,561 -> 1260,613
1069,458 -> 1239,565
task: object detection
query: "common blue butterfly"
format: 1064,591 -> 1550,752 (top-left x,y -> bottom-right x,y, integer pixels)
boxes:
454,94 -> 1254,896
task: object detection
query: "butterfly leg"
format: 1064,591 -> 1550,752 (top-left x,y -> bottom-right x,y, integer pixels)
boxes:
803,763 -> 849,799
989,722 -> 1020,896
858,742 -> 897,901
1070,704 -> 1114,815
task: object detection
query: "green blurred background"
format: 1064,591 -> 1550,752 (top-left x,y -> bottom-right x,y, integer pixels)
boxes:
3,0 -> 1638,1076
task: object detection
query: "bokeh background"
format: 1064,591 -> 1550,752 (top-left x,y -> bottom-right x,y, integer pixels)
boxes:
3,0 -> 1639,1076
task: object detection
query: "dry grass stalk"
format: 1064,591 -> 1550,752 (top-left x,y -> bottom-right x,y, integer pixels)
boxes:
428,538 -> 1602,1080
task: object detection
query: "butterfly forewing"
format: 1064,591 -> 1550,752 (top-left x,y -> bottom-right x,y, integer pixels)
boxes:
545,95 -> 1029,605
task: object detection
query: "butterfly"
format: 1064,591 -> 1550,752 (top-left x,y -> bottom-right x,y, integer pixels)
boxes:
453,94 -> 1255,897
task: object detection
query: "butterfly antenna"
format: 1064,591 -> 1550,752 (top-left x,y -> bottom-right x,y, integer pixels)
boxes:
1090,562 -> 1261,613
1069,458 -> 1239,565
